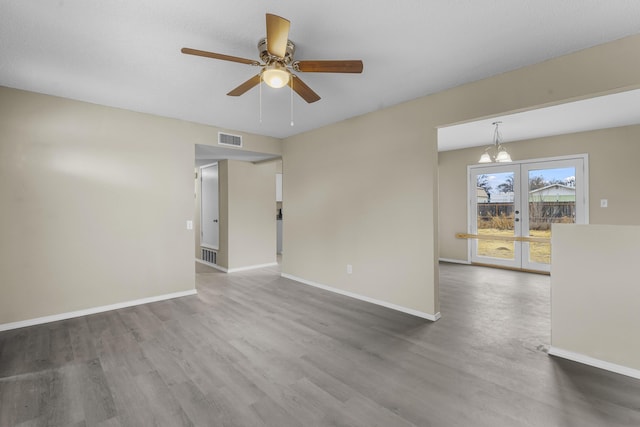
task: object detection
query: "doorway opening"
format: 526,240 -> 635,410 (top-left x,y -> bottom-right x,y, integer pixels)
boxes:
194,144 -> 282,272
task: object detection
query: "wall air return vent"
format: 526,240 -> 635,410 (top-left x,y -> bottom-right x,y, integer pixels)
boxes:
201,248 -> 216,265
218,132 -> 243,148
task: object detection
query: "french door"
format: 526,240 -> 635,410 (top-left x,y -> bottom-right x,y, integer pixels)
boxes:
468,156 -> 587,272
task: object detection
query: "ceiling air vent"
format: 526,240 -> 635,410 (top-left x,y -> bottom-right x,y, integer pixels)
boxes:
218,132 -> 242,148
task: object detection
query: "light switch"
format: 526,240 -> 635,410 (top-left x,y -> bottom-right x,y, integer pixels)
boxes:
347,264 -> 353,274
600,199 -> 608,208
186,220 -> 193,230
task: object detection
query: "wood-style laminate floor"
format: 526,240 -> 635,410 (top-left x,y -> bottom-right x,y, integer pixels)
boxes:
1,262 -> 640,426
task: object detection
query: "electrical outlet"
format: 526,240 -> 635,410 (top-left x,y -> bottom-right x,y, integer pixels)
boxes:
346,264 -> 353,274
600,199 -> 608,208
186,220 -> 193,230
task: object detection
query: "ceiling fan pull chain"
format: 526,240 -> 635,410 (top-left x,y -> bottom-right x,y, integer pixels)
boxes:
290,79 -> 294,127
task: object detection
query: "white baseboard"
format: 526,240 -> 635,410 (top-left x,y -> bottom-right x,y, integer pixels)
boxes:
0,289 -> 198,332
196,259 -> 278,274
281,273 -> 441,322
196,258 -> 228,272
439,258 -> 471,265
228,262 -> 278,273
548,346 -> 640,380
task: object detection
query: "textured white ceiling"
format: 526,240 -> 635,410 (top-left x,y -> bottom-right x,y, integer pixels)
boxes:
2,1 -> 640,139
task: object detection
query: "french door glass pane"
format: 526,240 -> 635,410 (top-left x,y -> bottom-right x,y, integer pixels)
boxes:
527,167 -> 576,265
476,172 -> 515,260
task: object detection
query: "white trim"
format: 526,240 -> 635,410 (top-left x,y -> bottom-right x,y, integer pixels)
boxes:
199,161 -> 219,169
0,289 -> 198,332
548,346 -> 640,380
196,259 -> 278,274
196,258 -> 227,272
227,262 -> 278,273
439,258 -> 471,265
281,273 -> 441,322
200,243 -> 219,251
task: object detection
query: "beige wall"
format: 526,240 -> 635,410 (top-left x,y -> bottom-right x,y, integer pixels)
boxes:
282,107 -> 439,315
551,224 -> 640,372
0,86 -> 280,326
0,87 -> 195,324
226,160 -> 277,270
217,161 -> 230,268
439,126 -> 640,261
282,34 -> 640,318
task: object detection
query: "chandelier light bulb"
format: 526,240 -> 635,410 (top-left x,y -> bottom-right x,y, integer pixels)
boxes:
479,152 -> 492,163
495,148 -> 512,163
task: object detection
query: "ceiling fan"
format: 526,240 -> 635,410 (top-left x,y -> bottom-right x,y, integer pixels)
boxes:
181,13 -> 363,103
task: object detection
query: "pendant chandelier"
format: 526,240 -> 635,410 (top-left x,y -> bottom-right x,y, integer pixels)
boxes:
478,121 -> 512,163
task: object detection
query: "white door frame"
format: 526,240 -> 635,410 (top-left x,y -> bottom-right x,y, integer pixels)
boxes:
469,164 -> 522,269
467,154 -> 589,272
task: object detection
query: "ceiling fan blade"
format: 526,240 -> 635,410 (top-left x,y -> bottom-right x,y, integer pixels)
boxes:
291,75 -> 321,103
181,47 -> 259,66
266,13 -> 290,58
227,74 -> 262,96
295,60 -> 364,73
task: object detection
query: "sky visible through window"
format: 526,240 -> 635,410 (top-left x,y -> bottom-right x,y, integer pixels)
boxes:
480,167 -> 575,195
528,167 -> 575,184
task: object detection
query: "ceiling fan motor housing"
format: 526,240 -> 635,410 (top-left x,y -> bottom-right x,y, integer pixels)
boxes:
258,38 -> 295,65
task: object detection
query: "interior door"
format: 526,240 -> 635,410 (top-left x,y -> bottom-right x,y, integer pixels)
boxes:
469,156 -> 587,272
200,163 -> 219,250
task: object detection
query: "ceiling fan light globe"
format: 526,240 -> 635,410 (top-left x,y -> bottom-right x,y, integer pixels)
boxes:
263,67 -> 290,89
